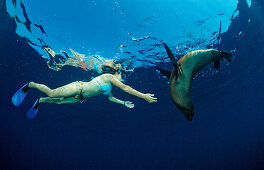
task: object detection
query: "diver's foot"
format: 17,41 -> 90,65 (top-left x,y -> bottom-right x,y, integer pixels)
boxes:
28,81 -> 34,88
22,82 -> 30,92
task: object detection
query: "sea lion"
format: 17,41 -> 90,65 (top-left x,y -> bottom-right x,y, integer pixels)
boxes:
157,43 -> 232,121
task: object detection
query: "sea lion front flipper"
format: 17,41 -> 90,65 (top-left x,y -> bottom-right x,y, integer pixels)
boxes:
156,67 -> 171,80
162,43 -> 178,67
214,59 -> 220,69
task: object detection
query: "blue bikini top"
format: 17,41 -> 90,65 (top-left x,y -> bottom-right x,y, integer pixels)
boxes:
94,78 -> 112,95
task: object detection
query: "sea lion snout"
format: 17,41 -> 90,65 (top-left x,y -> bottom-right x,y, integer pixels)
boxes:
176,104 -> 194,121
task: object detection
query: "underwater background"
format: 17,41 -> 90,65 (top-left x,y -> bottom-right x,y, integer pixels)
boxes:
1,0 -> 264,169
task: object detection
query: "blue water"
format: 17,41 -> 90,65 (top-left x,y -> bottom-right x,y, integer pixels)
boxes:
1,0 -> 264,169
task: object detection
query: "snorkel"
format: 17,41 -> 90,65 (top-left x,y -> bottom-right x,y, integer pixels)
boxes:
101,65 -> 117,75
113,60 -> 134,74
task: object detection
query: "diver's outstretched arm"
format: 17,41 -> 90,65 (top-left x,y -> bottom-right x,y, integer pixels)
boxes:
108,93 -> 134,108
110,76 -> 157,103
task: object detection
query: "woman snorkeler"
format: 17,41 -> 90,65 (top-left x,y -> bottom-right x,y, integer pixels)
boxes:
12,63 -> 157,119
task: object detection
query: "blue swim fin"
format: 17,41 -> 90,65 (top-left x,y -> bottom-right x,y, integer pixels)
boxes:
12,82 -> 30,106
26,99 -> 40,119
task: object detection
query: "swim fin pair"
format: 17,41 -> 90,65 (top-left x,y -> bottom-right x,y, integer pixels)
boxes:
12,82 -> 39,119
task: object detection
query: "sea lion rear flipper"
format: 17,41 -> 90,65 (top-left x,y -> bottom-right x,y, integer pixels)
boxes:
220,51 -> 232,62
162,43 -> 178,67
214,59 -> 220,69
162,43 -> 180,78
156,67 -> 171,80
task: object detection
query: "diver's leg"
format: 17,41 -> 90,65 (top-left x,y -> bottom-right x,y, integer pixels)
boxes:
29,82 -> 80,98
39,97 -> 80,104
39,97 -> 61,103
28,82 -> 53,96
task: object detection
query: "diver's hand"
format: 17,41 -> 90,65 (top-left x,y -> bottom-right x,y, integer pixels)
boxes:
143,93 -> 157,103
124,101 -> 134,108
